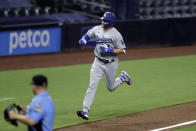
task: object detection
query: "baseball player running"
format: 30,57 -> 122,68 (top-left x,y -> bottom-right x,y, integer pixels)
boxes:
77,12 -> 132,120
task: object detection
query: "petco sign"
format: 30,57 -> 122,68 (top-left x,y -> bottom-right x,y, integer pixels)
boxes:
10,30 -> 50,54
0,27 -> 61,56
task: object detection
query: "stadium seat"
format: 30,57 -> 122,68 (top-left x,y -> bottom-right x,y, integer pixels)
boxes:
176,0 -> 183,6
8,8 -> 20,17
139,8 -> 147,19
166,8 -> 175,18
176,7 -> 184,16
183,6 -> 192,17
0,0 -> 32,9
139,0 -> 196,20
193,0 -> 196,5
155,0 -> 164,7
182,0 -> 191,6
3,9 -> 10,17
164,0 -> 172,6
140,0 -> 147,8
146,0 -> 155,8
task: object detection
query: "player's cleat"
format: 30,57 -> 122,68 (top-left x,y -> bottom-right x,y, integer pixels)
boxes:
121,71 -> 132,85
76,110 -> 89,120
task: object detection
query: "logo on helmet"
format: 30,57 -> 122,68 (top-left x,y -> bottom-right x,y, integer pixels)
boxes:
104,13 -> 107,18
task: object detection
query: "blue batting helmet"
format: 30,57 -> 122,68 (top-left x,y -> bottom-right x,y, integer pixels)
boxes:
100,12 -> 116,28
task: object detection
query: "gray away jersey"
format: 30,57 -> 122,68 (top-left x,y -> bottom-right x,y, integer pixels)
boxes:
87,25 -> 126,60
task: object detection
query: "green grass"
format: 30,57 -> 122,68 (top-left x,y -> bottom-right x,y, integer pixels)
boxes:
175,126 -> 196,131
0,55 -> 196,130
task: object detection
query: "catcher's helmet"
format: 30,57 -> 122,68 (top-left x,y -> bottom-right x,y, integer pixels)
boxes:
100,12 -> 116,28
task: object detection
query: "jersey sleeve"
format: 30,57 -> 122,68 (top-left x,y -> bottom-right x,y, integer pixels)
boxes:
87,26 -> 97,39
27,100 -> 44,123
115,33 -> 126,50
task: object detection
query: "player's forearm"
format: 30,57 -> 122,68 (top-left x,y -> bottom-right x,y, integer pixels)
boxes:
14,114 -> 36,126
113,49 -> 125,54
79,33 -> 90,44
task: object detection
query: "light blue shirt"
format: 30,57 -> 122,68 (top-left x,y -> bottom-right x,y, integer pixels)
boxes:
27,92 -> 55,131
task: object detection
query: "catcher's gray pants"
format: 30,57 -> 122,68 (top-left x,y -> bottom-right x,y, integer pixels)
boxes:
83,57 -> 122,112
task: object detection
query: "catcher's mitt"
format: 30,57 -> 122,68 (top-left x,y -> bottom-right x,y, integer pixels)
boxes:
4,104 -> 24,126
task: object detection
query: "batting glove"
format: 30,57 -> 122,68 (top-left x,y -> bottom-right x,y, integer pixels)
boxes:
100,46 -> 114,53
79,33 -> 89,45
79,39 -> 87,45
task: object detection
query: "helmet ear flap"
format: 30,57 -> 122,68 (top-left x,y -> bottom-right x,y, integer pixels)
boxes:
103,22 -> 113,28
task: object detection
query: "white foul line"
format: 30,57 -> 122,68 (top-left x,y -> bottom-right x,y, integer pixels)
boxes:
150,120 -> 196,131
0,97 -> 16,101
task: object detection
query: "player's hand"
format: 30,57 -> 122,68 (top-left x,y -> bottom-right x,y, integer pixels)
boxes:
8,110 -> 18,120
17,104 -> 26,115
100,45 -> 114,53
79,33 -> 89,45
4,104 -> 21,126
100,45 -> 107,51
79,38 -> 87,45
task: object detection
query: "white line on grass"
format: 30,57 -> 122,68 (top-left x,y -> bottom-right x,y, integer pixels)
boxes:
150,120 -> 196,131
0,97 -> 16,101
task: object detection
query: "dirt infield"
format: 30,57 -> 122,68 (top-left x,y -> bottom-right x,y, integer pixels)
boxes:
55,102 -> 196,131
0,45 -> 196,71
1,45 -> 196,131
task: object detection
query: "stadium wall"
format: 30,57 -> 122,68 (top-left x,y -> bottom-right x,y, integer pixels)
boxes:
62,17 -> 196,50
0,16 -> 196,56
0,27 -> 61,56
